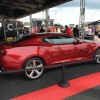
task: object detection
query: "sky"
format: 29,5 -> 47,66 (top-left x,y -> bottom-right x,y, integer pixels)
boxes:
18,0 -> 100,26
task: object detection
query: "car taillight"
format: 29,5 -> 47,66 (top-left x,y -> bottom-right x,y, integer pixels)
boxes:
0,49 -> 6,56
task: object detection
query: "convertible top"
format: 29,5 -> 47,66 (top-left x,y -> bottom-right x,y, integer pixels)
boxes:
0,0 -> 72,19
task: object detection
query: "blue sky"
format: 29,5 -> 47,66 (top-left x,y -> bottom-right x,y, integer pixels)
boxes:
18,0 -> 100,26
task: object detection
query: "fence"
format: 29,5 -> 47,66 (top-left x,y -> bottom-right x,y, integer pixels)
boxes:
0,58 -> 94,87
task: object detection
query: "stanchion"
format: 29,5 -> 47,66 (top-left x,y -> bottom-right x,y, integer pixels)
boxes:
58,63 -> 70,88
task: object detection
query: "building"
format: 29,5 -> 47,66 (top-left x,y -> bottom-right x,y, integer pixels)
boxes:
32,18 -> 54,28
86,20 -> 100,26
69,24 -> 75,28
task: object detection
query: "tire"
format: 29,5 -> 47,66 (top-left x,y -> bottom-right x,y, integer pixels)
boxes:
22,57 -> 45,79
94,49 -> 100,64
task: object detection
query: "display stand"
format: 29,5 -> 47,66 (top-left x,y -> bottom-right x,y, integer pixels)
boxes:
58,63 -> 70,88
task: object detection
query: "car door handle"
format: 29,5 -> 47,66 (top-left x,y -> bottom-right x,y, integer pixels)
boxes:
55,47 -> 62,50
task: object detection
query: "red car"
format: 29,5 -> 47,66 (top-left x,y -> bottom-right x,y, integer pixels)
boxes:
0,33 -> 100,79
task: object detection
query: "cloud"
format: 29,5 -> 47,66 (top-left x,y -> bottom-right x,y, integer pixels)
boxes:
49,7 -> 80,25
86,0 -> 100,9
57,0 -> 100,9
57,0 -> 79,8
18,0 -> 100,26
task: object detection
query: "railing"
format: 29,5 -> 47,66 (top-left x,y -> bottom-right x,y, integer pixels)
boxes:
0,58 -> 95,88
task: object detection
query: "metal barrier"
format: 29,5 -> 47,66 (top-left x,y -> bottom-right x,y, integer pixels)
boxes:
0,58 -> 96,88
58,63 -> 70,87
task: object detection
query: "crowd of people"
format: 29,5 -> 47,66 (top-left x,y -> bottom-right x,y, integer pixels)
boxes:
84,25 -> 100,41
31,24 -> 100,42
31,25 -> 62,33
0,23 -> 100,42
18,27 -> 30,36
57,24 -> 100,42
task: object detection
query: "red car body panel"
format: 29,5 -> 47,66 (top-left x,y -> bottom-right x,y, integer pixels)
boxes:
1,46 -> 54,70
0,34 -> 100,71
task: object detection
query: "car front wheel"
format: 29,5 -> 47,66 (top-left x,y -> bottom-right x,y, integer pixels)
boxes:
94,49 -> 100,64
22,57 -> 45,79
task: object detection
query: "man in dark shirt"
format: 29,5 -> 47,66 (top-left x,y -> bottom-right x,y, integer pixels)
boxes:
39,26 -> 45,33
73,25 -> 79,38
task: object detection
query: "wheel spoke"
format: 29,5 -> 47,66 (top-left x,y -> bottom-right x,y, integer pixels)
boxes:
98,50 -> 100,53
35,70 -> 41,76
96,50 -> 100,55
97,59 -> 99,62
96,55 -> 100,58
29,70 -> 35,77
32,60 -> 37,66
26,63 -> 34,71
37,64 -> 43,68
26,66 -> 31,69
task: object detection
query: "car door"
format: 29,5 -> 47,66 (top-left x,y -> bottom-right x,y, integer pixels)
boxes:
51,35 -> 79,63
64,38 -> 91,60
52,35 -> 91,63
73,40 -> 93,59
43,36 -> 65,64
62,37 -> 90,61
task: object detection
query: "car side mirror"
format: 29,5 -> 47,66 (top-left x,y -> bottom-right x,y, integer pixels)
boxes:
73,41 -> 78,44
78,40 -> 82,44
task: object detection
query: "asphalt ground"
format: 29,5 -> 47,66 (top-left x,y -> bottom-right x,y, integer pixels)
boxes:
0,62 -> 100,100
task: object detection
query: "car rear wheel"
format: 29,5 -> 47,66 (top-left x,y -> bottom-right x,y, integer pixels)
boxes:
94,49 -> 100,64
22,57 -> 45,79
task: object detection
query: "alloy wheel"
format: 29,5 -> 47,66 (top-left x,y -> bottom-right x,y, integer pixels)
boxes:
95,49 -> 100,63
25,59 -> 44,79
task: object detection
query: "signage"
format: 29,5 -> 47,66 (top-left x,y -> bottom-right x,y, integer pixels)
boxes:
3,20 -> 18,41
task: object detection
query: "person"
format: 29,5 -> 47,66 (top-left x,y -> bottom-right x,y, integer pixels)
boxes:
24,27 -> 29,35
94,26 -> 100,42
65,25 -> 72,36
57,27 -> 61,33
47,27 -> 51,32
50,26 -> 56,32
98,32 -> 100,42
73,25 -> 79,38
39,26 -> 45,33
85,25 -> 92,35
91,25 -> 95,34
0,27 -> 4,41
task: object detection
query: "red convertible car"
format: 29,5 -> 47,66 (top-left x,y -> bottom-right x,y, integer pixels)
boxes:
0,33 -> 100,79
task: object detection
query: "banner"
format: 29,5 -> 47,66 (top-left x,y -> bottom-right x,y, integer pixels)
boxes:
3,20 -> 18,41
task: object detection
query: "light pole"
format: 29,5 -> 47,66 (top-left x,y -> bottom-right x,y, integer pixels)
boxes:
30,14 -> 33,31
45,9 -> 50,31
